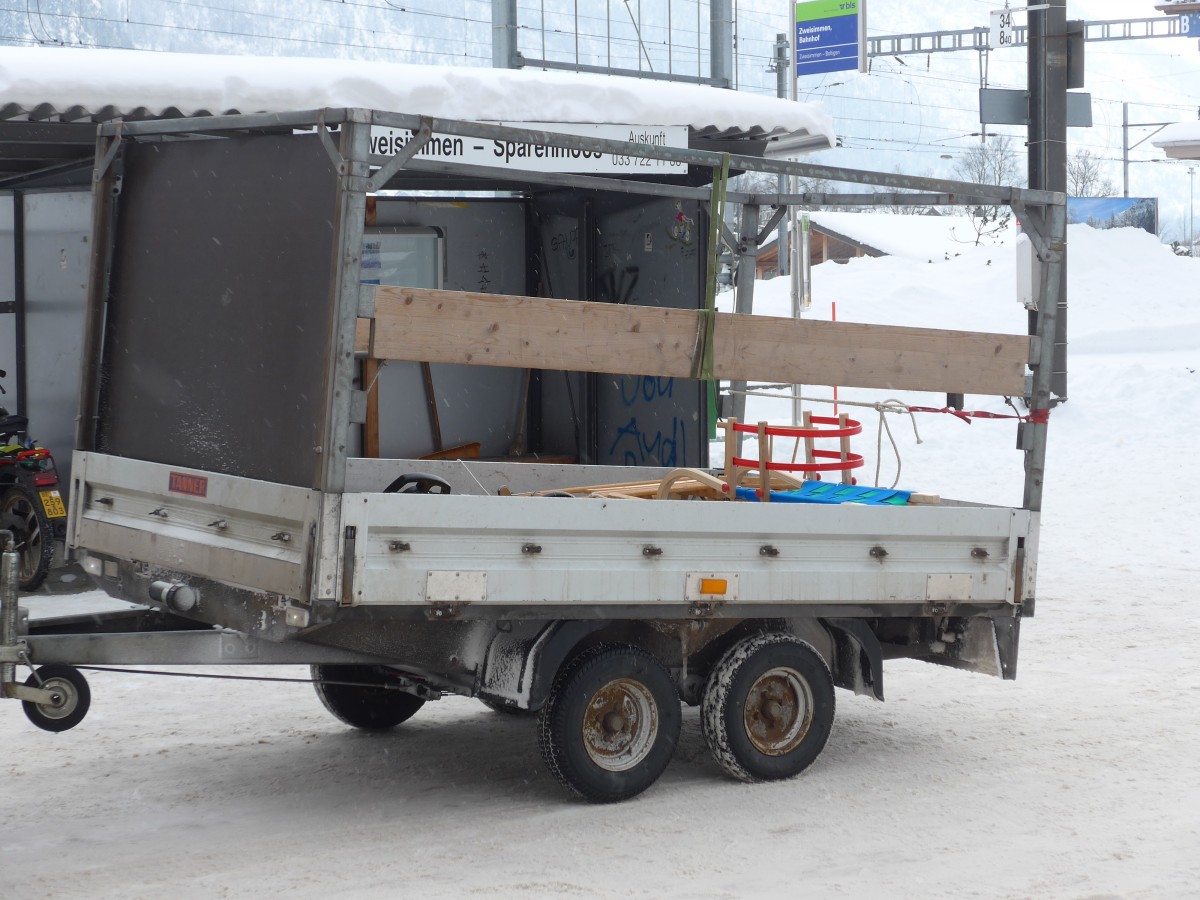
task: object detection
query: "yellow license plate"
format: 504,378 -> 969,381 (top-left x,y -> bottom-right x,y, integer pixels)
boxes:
40,489 -> 67,518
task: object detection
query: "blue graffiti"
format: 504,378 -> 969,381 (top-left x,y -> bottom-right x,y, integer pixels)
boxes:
620,375 -> 675,408
608,416 -> 686,468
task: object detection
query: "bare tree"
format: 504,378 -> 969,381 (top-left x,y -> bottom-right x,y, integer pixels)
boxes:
953,134 -> 1023,187
1067,149 -> 1117,197
951,135 -> 1024,245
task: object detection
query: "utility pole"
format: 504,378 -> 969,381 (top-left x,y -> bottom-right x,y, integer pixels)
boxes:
710,0 -> 733,88
1121,101 -> 1175,197
1191,167 -> 1197,257
772,32 -> 790,276
1028,0 -> 1069,403
491,0 -> 517,69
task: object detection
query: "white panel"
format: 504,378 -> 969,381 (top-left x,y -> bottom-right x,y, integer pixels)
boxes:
927,573 -> 974,602
343,491 -> 1030,609
426,570 -> 487,604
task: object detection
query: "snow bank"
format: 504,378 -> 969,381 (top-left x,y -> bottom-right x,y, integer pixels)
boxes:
805,210 -> 1015,262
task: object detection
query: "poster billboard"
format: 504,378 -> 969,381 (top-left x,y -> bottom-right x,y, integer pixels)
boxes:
1067,197 -> 1159,235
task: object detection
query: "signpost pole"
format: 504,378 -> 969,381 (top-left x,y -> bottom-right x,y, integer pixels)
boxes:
1027,0 -> 1069,404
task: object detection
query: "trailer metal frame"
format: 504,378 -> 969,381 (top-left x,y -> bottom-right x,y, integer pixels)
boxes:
1,109 -> 1065,797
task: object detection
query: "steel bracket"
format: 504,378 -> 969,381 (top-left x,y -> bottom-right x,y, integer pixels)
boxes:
368,116 -> 434,192
93,122 -> 124,182
689,601 -> 724,618
1,681 -> 57,704
755,205 -> 789,246
317,111 -> 346,174
0,641 -> 27,663
1014,201 -> 1052,259
426,602 -> 464,621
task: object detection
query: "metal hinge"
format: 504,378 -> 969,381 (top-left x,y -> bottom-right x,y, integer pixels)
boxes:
340,526 -> 357,605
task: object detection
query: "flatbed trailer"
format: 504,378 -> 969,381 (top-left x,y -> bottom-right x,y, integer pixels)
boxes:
0,108 -> 1066,802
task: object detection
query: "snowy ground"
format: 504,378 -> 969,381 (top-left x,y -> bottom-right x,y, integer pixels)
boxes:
3,226 -> 1198,898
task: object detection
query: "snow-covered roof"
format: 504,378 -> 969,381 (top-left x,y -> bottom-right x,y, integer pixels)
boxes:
0,46 -> 835,146
1152,121 -> 1200,160
779,211 -> 1013,262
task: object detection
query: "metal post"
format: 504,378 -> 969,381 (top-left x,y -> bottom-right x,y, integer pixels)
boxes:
774,33 -> 790,277
322,115 -> 372,494
1122,102 -> 1130,198
1184,165 -> 1196,254
492,0 -> 518,68
1027,0 -> 1069,404
792,215 -> 811,428
729,203 -> 760,450
799,214 -> 812,311
710,0 -> 733,89
1022,203 -> 1066,515
76,130 -> 121,454
12,191 -> 26,418
1,531 -> 19,688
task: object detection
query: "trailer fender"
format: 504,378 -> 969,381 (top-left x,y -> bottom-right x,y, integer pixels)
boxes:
476,620 -> 608,711
822,618 -> 884,701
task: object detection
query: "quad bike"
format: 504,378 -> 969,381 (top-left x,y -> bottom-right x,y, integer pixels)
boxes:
0,369 -> 65,590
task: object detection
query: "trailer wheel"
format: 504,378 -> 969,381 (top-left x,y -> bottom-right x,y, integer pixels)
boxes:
2,484 -> 56,591
22,664 -> 91,732
701,633 -> 834,783
537,644 -> 681,803
311,665 -> 425,730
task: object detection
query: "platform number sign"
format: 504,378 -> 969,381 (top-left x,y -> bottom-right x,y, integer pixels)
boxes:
1182,14 -> 1200,36
991,6 -> 1015,48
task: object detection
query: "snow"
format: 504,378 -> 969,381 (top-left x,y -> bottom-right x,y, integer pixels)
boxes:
803,211 -> 1015,263
0,46 -> 836,146
1152,121 -> 1200,159
3,223 -> 1200,897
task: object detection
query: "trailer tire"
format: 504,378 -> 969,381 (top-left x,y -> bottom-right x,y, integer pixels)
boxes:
701,633 -> 834,783
311,665 -> 425,730
537,644 -> 680,803
2,484 -> 56,591
22,664 -> 91,732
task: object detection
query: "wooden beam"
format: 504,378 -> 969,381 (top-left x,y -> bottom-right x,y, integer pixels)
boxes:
369,286 -> 1030,396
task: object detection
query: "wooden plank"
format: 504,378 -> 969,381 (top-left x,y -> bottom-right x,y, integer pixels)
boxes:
373,286 -> 697,375
370,286 -> 1030,396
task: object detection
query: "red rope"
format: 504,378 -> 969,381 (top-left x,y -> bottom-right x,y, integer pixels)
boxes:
906,406 -> 1049,425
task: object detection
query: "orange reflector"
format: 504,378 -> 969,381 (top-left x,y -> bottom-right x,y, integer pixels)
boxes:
699,578 -> 728,595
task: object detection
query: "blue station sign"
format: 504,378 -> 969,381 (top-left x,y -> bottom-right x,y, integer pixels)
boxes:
795,0 -> 864,78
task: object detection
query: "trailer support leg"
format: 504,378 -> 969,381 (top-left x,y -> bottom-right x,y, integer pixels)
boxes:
2,531 -> 22,688
0,531 -> 59,704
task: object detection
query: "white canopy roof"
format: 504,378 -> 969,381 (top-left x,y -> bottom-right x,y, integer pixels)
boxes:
1152,121 -> 1200,160
0,46 -> 836,150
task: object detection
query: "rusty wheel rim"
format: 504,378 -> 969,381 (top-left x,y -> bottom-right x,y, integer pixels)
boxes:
581,678 -> 658,772
743,666 -> 812,756
2,492 -> 41,581
33,676 -> 79,721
